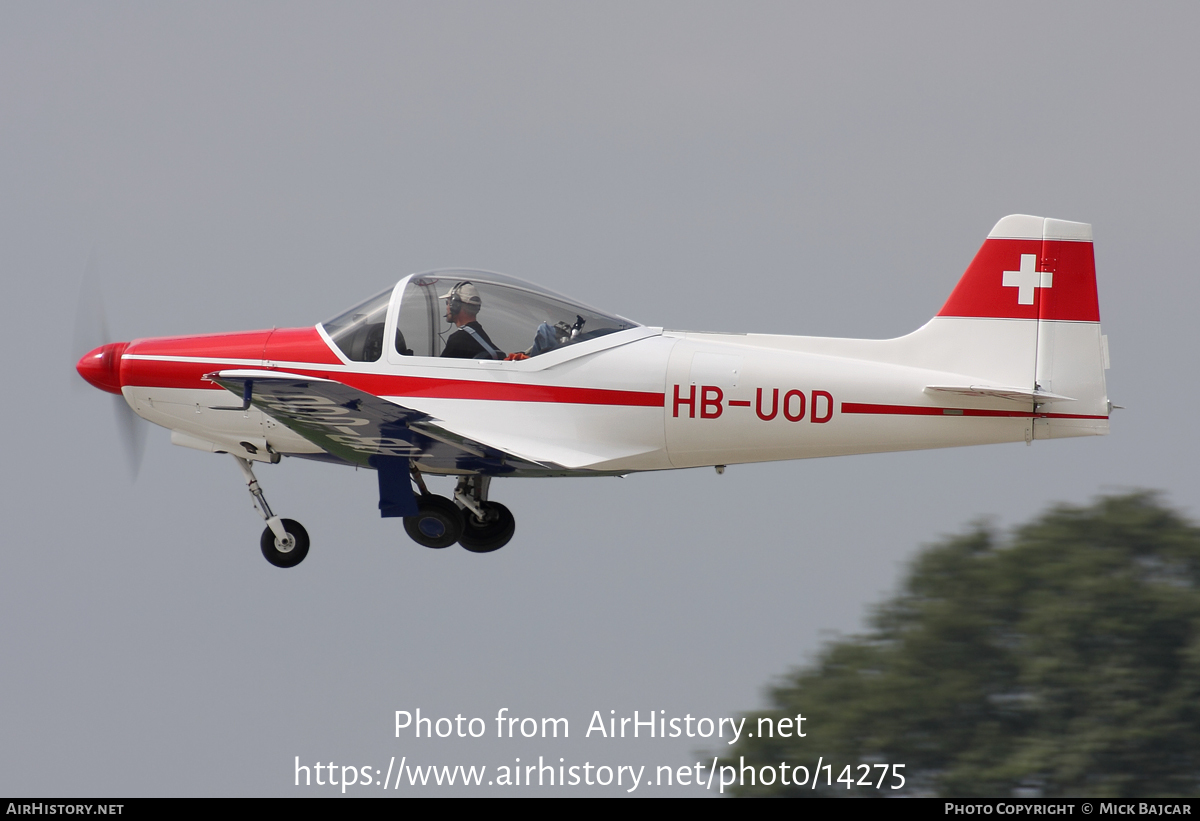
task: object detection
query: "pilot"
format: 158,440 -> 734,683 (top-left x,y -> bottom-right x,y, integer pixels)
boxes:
439,281 -> 505,359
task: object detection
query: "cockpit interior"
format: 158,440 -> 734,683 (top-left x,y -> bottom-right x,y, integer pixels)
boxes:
320,270 -> 639,363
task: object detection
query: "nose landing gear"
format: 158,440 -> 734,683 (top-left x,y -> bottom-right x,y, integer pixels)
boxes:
234,455 -> 310,568
260,518 -> 310,568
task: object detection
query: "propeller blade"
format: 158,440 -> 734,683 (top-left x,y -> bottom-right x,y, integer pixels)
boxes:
73,254 -> 147,481
113,393 -> 147,481
72,253 -> 111,394
72,253 -> 109,357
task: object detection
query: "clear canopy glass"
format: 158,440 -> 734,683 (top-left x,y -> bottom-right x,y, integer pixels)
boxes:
321,287 -> 392,362
392,271 -> 641,361
321,271 -> 638,362
396,271 -> 638,359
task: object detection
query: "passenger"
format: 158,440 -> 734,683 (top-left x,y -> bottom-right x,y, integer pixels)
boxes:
439,282 -> 504,359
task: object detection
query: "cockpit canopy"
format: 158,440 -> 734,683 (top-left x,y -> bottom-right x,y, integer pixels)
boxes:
321,270 -> 639,362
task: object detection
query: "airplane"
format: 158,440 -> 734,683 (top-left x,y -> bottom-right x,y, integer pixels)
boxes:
76,214 -> 1112,568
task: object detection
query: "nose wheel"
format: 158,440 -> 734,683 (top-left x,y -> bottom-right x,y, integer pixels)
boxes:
260,519 -> 310,568
234,455 -> 310,568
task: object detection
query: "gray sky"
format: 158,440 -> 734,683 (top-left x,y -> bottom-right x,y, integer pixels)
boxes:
2,1 -> 1195,796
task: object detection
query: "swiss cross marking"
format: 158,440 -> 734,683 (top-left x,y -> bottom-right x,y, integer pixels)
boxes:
1002,254 -> 1053,305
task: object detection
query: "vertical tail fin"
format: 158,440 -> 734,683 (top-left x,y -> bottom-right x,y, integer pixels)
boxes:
930,215 -> 1109,437
938,215 -> 1100,323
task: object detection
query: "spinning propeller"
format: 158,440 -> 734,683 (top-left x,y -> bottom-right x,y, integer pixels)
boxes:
72,258 -> 147,479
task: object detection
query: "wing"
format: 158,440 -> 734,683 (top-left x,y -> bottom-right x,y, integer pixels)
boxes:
206,370 -> 554,474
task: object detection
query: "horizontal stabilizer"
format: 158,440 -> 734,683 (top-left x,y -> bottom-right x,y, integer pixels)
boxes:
924,385 -> 1075,404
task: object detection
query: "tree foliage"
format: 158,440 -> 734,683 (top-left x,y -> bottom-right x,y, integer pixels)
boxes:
723,492 -> 1200,797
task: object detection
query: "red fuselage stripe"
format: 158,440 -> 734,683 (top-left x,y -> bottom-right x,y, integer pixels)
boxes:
121,357 -> 1106,417
841,402 -> 1107,420
121,357 -> 665,407
337,370 -> 664,406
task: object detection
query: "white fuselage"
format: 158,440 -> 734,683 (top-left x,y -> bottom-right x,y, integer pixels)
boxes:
120,317 -> 1106,477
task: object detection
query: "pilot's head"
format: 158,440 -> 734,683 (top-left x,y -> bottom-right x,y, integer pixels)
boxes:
440,281 -> 482,323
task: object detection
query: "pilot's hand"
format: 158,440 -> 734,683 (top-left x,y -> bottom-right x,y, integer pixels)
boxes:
505,352 -> 529,361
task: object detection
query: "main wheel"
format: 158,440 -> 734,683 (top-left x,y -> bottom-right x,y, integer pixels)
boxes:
459,502 -> 515,553
260,519 -> 310,568
403,495 -> 464,549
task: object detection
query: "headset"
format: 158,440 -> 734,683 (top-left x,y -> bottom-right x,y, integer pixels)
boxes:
444,281 -> 474,320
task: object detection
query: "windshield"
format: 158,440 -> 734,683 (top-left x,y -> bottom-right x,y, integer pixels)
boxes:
321,287 -> 392,362
396,271 -> 638,359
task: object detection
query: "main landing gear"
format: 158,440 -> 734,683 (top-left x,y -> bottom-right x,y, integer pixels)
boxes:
234,455 -> 311,568
404,473 -> 515,554
403,494 -> 463,549
234,457 -> 514,568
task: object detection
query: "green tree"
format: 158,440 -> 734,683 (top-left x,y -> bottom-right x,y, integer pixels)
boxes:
723,492 -> 1200,797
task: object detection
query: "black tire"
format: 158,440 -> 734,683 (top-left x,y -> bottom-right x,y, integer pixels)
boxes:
260,519 -> 310,568
459,502 -> 515,553
403,495 -> 464,549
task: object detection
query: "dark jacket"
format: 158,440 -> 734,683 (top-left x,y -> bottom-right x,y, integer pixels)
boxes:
441,321 -> 502,359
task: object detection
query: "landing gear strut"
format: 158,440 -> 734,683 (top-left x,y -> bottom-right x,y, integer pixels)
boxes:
454,475 -> 515,553
234,455 -> 309,568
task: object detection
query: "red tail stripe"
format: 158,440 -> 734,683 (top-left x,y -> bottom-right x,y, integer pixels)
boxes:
841,402 -> 1106,420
